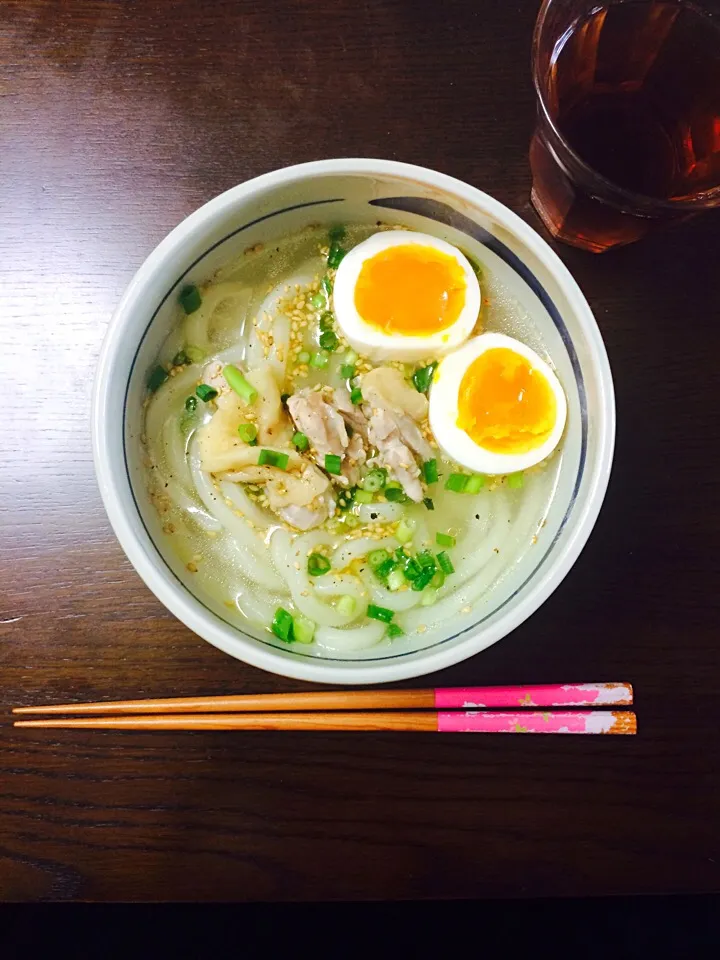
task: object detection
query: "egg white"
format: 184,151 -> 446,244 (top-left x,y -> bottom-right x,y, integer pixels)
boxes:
332,230 -> 481,362
428,332 -> 567,475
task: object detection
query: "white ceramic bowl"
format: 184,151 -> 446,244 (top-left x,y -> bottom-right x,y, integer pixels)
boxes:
93,159 -> 614,684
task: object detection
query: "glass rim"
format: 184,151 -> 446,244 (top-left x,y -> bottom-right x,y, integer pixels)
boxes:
531,0 -> 720,214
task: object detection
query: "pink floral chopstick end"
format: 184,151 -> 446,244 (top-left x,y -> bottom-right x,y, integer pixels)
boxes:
437,710 -> 637,735
434,683 -> 633,709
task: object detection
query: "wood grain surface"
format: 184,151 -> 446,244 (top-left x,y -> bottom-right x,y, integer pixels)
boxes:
1,0 -> 719,902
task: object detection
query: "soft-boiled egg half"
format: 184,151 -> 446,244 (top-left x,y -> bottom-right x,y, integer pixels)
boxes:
332,231 -> 481,361
429,332 -> 567,475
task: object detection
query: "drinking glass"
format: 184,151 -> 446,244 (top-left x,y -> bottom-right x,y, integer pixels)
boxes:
530,0 -> 720,252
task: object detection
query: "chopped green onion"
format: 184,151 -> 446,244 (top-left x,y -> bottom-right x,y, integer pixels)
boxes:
344,513 -> 359,528
461,250 -> 483,278
271,607 -> 294,643
417,551 -> 437,571
396,518 -> 415,544
403,556 -> 421,580
184,395 -> 198,412
321,275 -> 333,297
329,224 -> 346,242
437,551 -> 455,575
387,567 -> 406,592
387,622 -> 404,638
436,532 -> 456,548
172,350 -> 190,367
319,311 -> 335,331
179,284 -> 202,315
354,488 -> 373,504
421,588 -> 438,607
411,568 -> 435,591
293,616 -> 316,644
185,345 -> 206,363
319,330 -> 339,351
412,361 -> 437,394
310,351 -> 330,369
465,474 -> 485,494
238,423 -> 258,445
297,350 -> 311,365
340,363 -> 356,379
384,483 -> 407,502
195,383 -> 218,402
445,472 -> 469,492
345,349 -> 358,366
307,553 -> 331,577
336,487 -> 355,511
423,459 -> 438,484
258,449 -> 290,470
325,453 -> 342,475
310,292 -> 326,310
369,548 -> 390,568
361,469 -> 386,493
337,595 -> 357,616
147,365 -> 168,392
508,471 -> 524,489
367,604 -> 394,623
292,431 -> 309,452
375,557 -> 398,580
430,570 -> 446,589
423,497 -> 435,511
350,387 -> 363,405
327,243 -> 346,268
223,364 -> 258,404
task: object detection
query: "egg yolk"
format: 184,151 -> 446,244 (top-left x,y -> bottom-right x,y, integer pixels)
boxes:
457,348 -> 557,453
354,244 -> 467,336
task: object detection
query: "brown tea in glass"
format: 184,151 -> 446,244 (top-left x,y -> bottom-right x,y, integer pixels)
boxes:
531,0 -> 720,252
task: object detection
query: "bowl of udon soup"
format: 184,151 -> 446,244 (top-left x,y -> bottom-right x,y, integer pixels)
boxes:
93,159 -> 614,684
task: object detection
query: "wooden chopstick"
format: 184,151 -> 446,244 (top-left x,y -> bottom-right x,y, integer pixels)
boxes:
12,683 -> 633,716
13,710 -> 637,734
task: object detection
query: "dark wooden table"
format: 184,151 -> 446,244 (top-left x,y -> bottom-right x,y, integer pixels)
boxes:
1,0 -> 719,903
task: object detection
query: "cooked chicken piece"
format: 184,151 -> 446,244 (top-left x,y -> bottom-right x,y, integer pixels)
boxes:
277,491 -> 335,531
267,464 -> 330,512
224,462 -> 333,530
341,431 -> 367,487
287,388 -> 348,458
362,366 -> 433,460
359,366 -> 433,500
362,367 -> 429,421
223,462 -> 329,509
367,409 -> 425,502
333,384 -> 369,438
